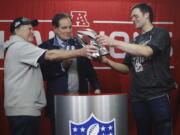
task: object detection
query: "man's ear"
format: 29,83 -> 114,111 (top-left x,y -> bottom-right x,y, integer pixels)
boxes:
144,12 -> 150,20
14,28 -> 19,35
14,26 -> 23,35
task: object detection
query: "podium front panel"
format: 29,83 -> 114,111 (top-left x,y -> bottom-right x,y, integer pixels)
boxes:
55,94 -> 128,135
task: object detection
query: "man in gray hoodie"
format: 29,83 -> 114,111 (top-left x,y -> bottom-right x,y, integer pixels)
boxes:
4,17 -> 97,135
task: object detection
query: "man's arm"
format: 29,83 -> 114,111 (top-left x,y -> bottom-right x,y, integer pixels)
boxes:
38,44 -> 98,80
96,35 -> 153,57
101,56 -> 130,74
44,45 -> 98,60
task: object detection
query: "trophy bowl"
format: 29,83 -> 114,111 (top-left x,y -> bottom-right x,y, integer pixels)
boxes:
76,28 -> 109,57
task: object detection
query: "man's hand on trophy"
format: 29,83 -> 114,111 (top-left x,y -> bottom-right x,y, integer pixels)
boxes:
79,45 -> 98,59
87,44 -> 100,58
96,34 -> 115,47
62,59 -> 73,70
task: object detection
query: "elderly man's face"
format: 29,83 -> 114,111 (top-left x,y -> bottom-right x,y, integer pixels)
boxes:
54,18 -> 72,40
15,24 -> 34,42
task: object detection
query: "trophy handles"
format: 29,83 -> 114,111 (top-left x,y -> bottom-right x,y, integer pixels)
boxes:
77,28 -> 97,39
76,29 -> 109,56
76,36 -> 88,47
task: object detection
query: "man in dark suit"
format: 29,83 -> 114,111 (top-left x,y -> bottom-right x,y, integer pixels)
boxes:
39,13 -> 101,135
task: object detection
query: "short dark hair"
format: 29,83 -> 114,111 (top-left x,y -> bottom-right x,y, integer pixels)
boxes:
52,13 -> 71,27
131,3 -> 154,23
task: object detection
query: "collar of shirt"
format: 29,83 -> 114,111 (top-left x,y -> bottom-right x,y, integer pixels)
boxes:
53,36 -> 81,50
53,36 -> 68,48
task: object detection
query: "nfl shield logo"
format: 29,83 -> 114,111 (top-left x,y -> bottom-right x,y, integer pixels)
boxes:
69,114 -> 116,135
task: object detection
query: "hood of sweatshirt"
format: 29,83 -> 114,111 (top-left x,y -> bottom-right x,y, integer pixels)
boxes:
4,35 -> 26,50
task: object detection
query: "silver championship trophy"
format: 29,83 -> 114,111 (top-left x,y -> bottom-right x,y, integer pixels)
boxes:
77,28 -> 109,57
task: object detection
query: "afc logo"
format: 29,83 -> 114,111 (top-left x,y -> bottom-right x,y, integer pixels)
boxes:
71,11 -> 90,27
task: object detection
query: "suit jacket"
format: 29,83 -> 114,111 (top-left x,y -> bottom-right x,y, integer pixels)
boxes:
40,37 -> 101,119
39,37 -> 101,95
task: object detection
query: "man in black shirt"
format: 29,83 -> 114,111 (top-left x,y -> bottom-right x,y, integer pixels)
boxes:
97,3 -> 175,135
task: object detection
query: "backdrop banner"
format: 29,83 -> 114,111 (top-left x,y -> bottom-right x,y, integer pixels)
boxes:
0,0 -> 179,135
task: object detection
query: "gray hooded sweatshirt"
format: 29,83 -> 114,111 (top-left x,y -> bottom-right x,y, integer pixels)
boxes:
4,35 -> 46,116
